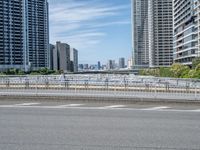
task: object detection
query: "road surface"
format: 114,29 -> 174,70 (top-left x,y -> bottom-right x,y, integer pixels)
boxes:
0,100 -> 200,150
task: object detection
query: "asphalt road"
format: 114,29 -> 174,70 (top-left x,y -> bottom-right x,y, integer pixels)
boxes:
0,101 -> 200,150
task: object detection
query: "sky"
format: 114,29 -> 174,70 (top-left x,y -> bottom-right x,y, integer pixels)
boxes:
48,0 -> 132,65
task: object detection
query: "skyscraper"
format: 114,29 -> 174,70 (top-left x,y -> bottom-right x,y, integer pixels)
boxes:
107,60 -> 115,70
70,48 -> 78,72
49,44 -> 55,70
97,61 -> 101,70
53,42 -> 71,72
0,0 -> 25,71
173,0 -> 198,65
27,0 -> 49,70
119,58 -> 125,69
132,0 -> 149,69
148,0 -> 173,67
0,0 -> 49,71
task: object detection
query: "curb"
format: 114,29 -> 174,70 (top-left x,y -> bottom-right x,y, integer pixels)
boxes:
0,95 -> 200,104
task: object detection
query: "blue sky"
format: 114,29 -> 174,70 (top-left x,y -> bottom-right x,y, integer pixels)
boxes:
49,0 -> 131,64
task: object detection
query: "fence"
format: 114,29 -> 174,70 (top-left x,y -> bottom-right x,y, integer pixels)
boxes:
0,74 -> 200,101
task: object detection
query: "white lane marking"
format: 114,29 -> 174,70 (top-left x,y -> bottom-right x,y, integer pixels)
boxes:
56,104 -> 84,108
102,105 -> 126,109
14,103 -> 40,106
142,106 -> 170,110
0,105 -> 200,113
192,109 -> 200,112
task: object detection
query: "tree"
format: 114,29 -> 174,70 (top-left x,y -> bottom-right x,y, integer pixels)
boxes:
187,64 -> 200,79
192,57 -> 200,69
170,63 -> 183,78
0,72 -> 5,75
180,67 -> 190,78
195,63 -> 200,71
194,64 -> 200,79
159,67 -> 173,77
188,70 -> 196,78
170,63 -> 190,78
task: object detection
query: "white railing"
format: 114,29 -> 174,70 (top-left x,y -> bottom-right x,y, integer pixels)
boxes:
0,75 -> 199,101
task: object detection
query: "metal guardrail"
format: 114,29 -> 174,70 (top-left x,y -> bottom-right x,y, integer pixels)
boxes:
0,75 -> 199,101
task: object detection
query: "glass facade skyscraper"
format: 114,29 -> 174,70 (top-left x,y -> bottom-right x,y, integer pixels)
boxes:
0,0 -> 49,71
132,0 -> 149,69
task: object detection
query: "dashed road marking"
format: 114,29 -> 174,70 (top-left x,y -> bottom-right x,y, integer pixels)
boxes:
102,105 -> 126,109
14,103 -> 40,106
142,106 -> 170,110
0,103 -> 200,113
56,104 -> 84,108
192,109 -> 200,112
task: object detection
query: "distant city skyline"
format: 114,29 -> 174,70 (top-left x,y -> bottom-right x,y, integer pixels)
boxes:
48,0 -> 132,64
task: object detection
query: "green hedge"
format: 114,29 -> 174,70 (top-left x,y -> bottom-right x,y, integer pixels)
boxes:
139,58 -> 200,79
0,68 -> 60,75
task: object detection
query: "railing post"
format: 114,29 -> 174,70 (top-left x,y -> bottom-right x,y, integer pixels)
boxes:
65,80 -> 69,89
154,84 -> 157,99
35,78 -> 38,96
45,78 -> 49,89
75,80 -> 77,93
195,84 -> 197,101
105,78 -> 109,91
114,81 -> 117,96
25,78 -> 29,89
6,78 -> 10,88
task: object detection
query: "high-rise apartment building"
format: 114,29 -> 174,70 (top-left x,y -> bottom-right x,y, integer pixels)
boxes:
195,0 -> 200,57
49,44 -> 55,70
173,0 -> 198,65
70,48 -> 78,72
0,1 -> 24,71
0,0 -> 49,71
51,42 -> 79,73
131,0 -> 149,69
28,0 -> 49,70
148,0 -> 173,67
53,42 -> 71,72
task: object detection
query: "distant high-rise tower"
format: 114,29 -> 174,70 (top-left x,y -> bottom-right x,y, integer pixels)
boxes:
119,58 -> 125,69
70,48 -> 78,72
107,60 -> 115,70
49,44 -> 55,70
97,61 -> 101,70
0,0 -> 49,71
53,42 -> 71,72
131,0 -> 149,69
148,0 -> 173,67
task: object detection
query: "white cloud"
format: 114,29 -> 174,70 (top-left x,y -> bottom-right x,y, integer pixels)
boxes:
49,0 -> 129,50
